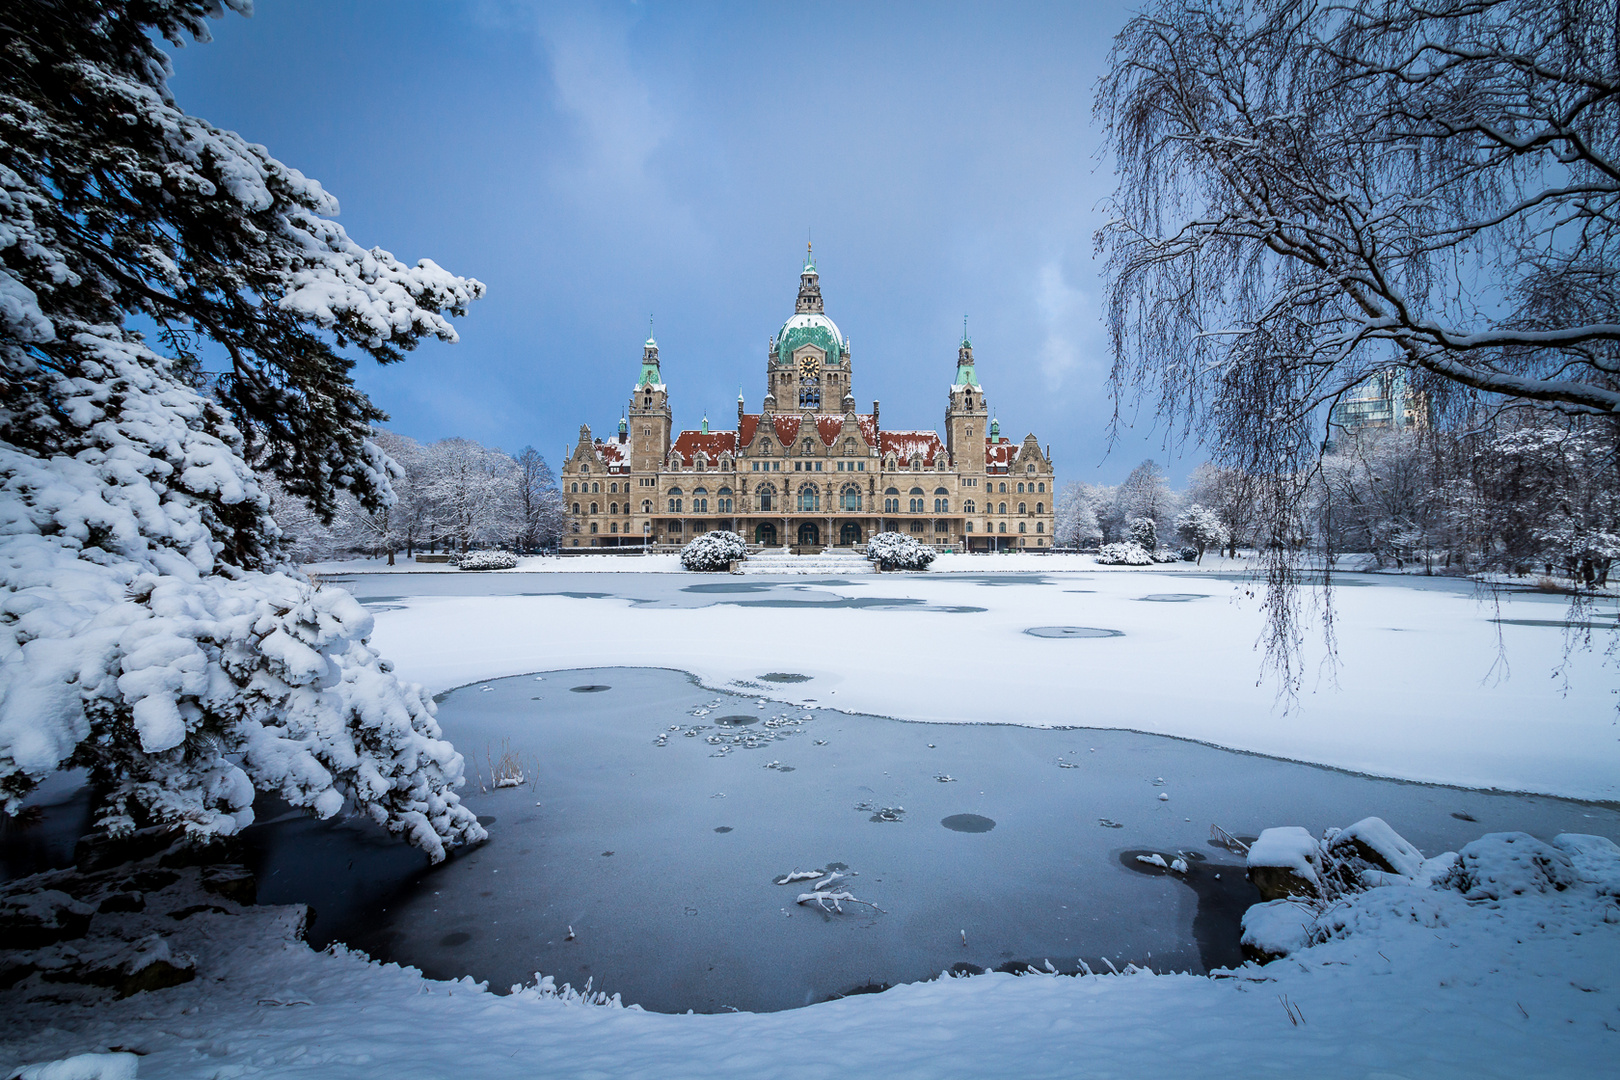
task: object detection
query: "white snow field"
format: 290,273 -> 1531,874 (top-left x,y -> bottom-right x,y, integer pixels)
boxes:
4,568 -> 1617,1078
353,568 -> 1619,801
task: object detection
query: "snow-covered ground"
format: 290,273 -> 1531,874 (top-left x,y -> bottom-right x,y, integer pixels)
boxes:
5,569 -> 1617,1078
306,551 -> 1258,575
2,827 -> 1616,1079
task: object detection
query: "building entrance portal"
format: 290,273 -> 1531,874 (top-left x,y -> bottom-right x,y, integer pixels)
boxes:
840,523 -> 862,546
755,522 -> 778,547
797,522 -> 820,547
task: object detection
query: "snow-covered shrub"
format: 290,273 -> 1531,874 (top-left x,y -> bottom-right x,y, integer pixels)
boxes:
1095,541 -> 1154,565
867,531 -> 937,571
458,550 -> 518,571
1127,517 -> 1158,549
1179,547 -> 1199,561
1151,549 -> 1182,563
680,531 -> 747,571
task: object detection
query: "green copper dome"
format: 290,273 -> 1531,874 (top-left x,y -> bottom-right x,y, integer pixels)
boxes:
775,312 -> 845,366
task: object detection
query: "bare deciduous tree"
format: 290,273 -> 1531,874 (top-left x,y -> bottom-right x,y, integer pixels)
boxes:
1098,0 -> 1620,691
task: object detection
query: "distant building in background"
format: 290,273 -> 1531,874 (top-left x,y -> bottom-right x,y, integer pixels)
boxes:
1328,368 -> 1429,441
560,250 -> 1056,551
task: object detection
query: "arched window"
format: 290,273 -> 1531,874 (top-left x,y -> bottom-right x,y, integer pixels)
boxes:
998,502 -> 1007,514
935,497 -> 948,512
965,521 -> 974,532
590,522 -> 598,533
797,485 -> 820,512
610,482 -> 619,494
1038,482 -> 1046,493
1019,502 -> 1027,515
590,502 -> 598,514
1017,482 -> 1025,494
1036,502 -> 1043,514
667,487 -> 682,514
840,485 -> 861,510
570,482 -> 578,493
718,487 -> 733,513
909,486 -> 925,513
610,522 -> 618,533
1019,521 -> 1027,533
1037,521 -> 1045,533
642,499 -> 652,513
998,521 -> 1006,533
693,487 -> 709,513
610,502 -> 618,514
581,465 -> 590,475
964,499 -> 975,513
1027,464 -> 1036,475
572,503 -> 580,514
998,482 -> 1006,493
884,486 -> 900,513
757,483 -> 776,512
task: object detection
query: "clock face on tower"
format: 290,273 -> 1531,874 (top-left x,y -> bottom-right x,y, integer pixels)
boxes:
799,355 -> 821,378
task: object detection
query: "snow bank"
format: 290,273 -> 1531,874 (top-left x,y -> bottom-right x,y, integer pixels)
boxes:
10,1053 -> 139,1080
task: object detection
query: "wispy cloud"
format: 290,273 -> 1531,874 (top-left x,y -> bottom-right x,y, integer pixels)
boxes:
1033,259 -> 1094,389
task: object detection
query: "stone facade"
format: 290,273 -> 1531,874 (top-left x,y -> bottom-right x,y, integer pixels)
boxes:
562,254 -> 1056,551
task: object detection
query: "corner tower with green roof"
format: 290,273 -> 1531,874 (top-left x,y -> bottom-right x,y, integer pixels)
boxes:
945,331 -> 988,476
627,332 -> 671,473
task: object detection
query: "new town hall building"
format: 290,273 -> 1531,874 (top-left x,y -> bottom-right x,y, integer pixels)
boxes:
562,253 -> 1057,552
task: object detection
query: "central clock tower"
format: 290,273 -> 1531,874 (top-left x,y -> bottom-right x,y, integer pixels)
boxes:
767,245 -> 851,413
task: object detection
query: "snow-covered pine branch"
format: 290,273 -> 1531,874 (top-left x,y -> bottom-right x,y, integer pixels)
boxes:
0,1 -> 485,860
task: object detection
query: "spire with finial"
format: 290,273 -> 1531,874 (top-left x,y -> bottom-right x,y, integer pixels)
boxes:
796,243 -> 824,314
954,316 -> 980,388
636,317 -> 662,389
701,414 -> 709,434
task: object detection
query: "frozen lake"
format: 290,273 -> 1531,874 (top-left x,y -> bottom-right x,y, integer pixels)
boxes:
236,664 -> 1617,1014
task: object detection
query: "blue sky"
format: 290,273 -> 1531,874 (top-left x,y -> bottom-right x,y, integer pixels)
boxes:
166,1 -> 1194,485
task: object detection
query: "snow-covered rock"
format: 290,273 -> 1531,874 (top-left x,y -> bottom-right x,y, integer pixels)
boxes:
1246,826 -> 1323,900
1326,816 -> 1424,877
1239,899 -> 1317,962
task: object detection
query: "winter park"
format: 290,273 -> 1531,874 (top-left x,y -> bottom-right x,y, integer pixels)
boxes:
2,2 -> 1619,1078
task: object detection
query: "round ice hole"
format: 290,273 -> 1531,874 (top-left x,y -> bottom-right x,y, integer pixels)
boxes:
759,673 -> 812,683
941,813 -> 997,833
569,685 -> 611,693
1024,626 -> 1123,639
715,715 -> 760,726
476,815 -> 496,826
714,826 -> 733,833
439,931 -> 472,947
1137,594 -> 1207,602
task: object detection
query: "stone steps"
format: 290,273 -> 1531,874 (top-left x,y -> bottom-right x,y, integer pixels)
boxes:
739,549 -> 874,575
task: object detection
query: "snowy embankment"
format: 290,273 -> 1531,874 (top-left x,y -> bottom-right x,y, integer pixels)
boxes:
306,551 -> 1258,575
3,829 -> 1616,1079
362,570 -> 1620,802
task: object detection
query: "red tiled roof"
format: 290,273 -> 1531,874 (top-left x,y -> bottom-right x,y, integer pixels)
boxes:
670,430 -> 737,465
738,413 -> 760,446
880,431 -> 945,467
771,415 -> 801,445
815,414 -> 846,444
985,438 -> 1015,469
856,414 -> 878,445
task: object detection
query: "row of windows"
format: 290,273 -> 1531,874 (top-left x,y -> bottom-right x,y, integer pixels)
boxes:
574,487 -> 1047,517
577,473 -> 1044,493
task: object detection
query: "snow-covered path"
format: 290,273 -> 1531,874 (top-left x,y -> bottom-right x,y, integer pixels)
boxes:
356,570 -> 1619,802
